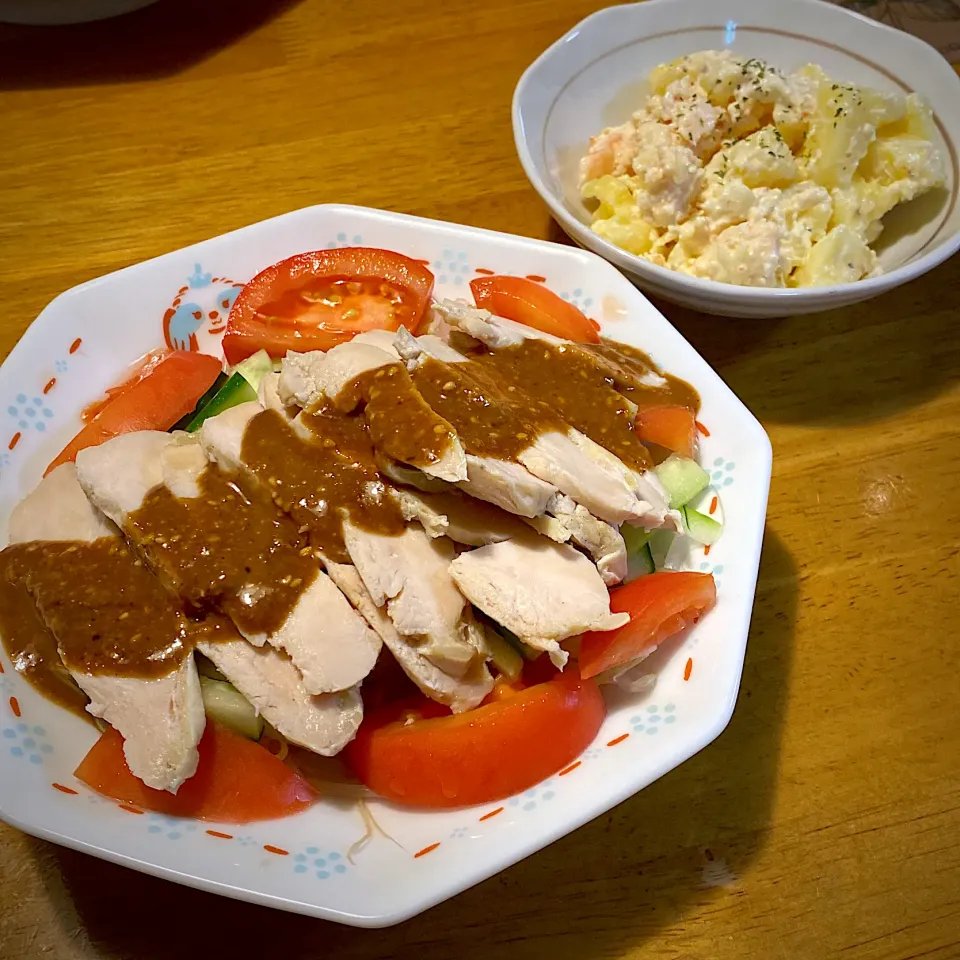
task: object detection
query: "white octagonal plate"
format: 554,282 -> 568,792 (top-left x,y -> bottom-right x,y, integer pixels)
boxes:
0,204 -> 771,927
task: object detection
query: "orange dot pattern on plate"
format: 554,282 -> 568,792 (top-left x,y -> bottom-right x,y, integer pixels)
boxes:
704,544 -> 712,557
69,338 -> 82,354
43,377 -> 56,395
414,842 -> 441,858
8,433 -> 21,451
525,274 -> 546,283
263,845 -> 289,856
695,420 -> 710,437
52,783 -> 77,795
474,267 -> 495,275
9,697 -> 20,718
478,806 -> 504,822
684,658 -> 694,681
709,496 -> 718,515
606,733 -> 630,747
558,761 -> 582,776
117,804 -> 144,815
206,830 -> 233,839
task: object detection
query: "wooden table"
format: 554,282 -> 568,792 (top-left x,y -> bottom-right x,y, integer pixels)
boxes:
1,1 -> 959,957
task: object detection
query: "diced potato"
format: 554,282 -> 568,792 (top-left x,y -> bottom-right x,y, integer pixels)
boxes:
791,224 -> 879,286
584,176 -> 660,255
860,85 -> 907,128
716,126 -> 800,188
592,216 -> 659,256
877,93 -> 936,140
801,80 -> 877,189
779,182 -> 833,274
858,136 -> 946,193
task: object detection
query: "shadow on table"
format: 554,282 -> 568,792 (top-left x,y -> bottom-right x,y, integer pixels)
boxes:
543,217 -> 960,427
30,529 -> 798,960
0,0 -> 299,90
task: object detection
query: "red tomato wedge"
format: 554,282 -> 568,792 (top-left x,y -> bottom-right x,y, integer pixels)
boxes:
579,572 -> 717,679
634,405 -> 698,459
75,721 -> 317,823
222,248 -> 435,364
45,351 -> 222,476
343,670 -> 605,808
470,275 -> 601,343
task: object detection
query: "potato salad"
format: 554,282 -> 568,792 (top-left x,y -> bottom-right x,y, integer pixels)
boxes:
579,50 -> 947,288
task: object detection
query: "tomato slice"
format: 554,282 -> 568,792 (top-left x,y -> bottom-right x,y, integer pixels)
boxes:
45,351 -> 223,476
343,670 -> 605,808
634,405 -> 698,459
75,721 -> 317,823
222,248 -> 435,364
470,276 -> 601,343
579,572 -> 717,679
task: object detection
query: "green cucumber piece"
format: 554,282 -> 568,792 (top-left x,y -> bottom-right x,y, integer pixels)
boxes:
483,629 -> 524,682
184,372 -> 257,433
199,675 -> 264,740
234,349 -> 273,391
623,525 -> 654,579
170,372 -> 229,432
648,529 -> 678,570
655,455 -> 710,509
491,621 -> 542,661
621,524 -> 650,557
682,506 -> 723,546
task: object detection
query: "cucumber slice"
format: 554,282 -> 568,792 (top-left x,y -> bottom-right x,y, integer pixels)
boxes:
170,372 -> 228,432
627,541 -> 655,579
623,525 -> 655,579
687,486 -> 725,527
184,372 -> 257,433
682,506 -> 723,546
655,455 -> 710,509
199,675 -> 264,740
493,621 -> 542,661
483,629 -> 524,682
234,349 -> 273,391
648,529 -> 677,570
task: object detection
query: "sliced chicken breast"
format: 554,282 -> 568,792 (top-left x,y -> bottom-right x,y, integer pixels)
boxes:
450,535 -> 629,668
280,342 -> 467,483
398,327 -> 672,527
7,464 -> 204,792
529,493 -> 627,586
200,404 -> 484,681
76,431 -> 381,695
197,638 -> 362,756
324,560 -> 492,713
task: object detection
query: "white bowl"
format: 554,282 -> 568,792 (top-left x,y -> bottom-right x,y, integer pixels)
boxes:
0,204 -> 771,926
513,0 -> 960,317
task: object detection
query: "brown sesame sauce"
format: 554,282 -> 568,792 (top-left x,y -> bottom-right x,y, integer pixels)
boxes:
0,537 -> 195,688
0,575 -> 91,719
353,363 -> 459,472
581,339 -> 700,413
403,337 -> 700,472
240,407 -> 405,565
127,464 -> 317,637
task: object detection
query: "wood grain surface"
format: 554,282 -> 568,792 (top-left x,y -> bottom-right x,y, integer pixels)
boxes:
1,1 -> 959,958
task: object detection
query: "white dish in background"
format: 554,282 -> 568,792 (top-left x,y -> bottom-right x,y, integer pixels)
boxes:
513,0 -> 960,317
0,204 -> 771,926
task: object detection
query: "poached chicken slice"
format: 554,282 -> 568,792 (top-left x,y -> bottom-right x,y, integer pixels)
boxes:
75,431 -> 381,695
324,560 -> 493,713
199,403 -> 486,681
450,535 -> 629,668
6,464 -> 204,793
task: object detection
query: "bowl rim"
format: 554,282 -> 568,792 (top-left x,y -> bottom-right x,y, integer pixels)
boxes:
512,0 -> 960,301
